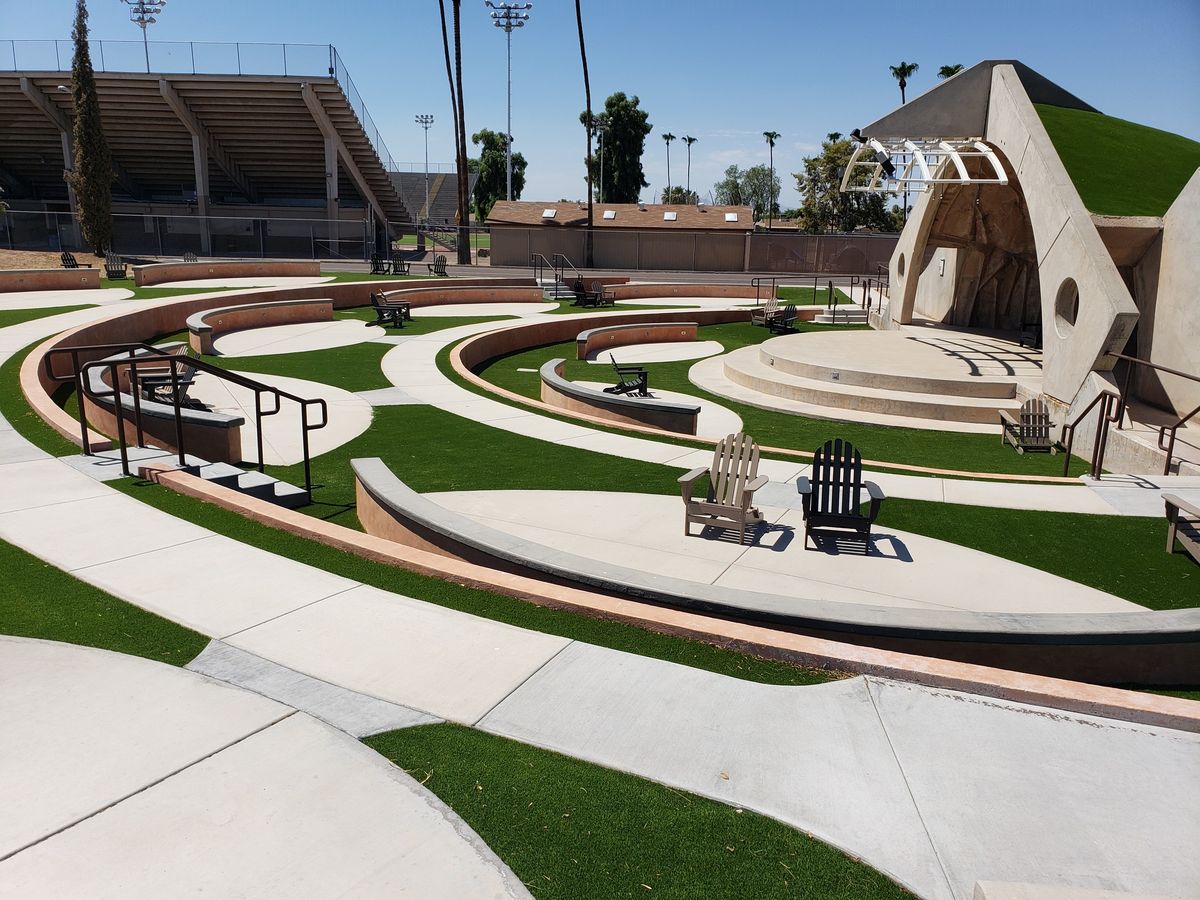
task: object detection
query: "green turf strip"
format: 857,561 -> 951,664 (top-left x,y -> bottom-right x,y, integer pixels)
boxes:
472,321 -> 1086,478
108,477 -> 835,687
1036,105 -> 1200,217
777,286 -> 851,305
0,537 -> 207,665
367,724 -> 908,900
876,499 -> 1199,613
0,305 -> 93,328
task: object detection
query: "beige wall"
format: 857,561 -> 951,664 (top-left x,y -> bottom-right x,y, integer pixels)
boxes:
912,248 -> 958,321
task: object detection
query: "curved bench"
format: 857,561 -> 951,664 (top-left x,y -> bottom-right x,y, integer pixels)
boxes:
576,322 -> 698,360
606,283 -> 762,301
378,284 -> 544,308
132,259 -> 321,288
186,299 -> 333,354
82,347 -> 244,463
0,267 -> 100,292
540,358 -> 700,435
352,458 -> 1200,686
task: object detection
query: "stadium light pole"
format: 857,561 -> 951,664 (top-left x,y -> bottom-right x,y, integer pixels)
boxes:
484,1 -> 532,202
415,114 -> 434,222
121,1 -> 168,74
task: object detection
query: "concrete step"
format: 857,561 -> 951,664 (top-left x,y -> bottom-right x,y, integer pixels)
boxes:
813,304 -> 870,325
722,346 -> 1021,424
192,462 -> 309,509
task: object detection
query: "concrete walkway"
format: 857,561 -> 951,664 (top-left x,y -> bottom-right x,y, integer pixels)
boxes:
210,318 -> 384,356
0,286 -> 135,310
0,637 -> 530,898
427,490 -> 1144,614
2,300 -> 1199,899
379,322 -> 1200,516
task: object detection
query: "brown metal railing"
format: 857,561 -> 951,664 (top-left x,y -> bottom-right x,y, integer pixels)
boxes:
1111,352 -> 1200,476
44,342 -> 327,502
1060,389 -> 1123,479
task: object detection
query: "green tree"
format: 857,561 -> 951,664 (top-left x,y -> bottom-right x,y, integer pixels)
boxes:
712,165 -> 745,206
792,135 -> 897,233
582,92 -> 652,203
660,186 -> 698,204
469,129 -> 526,220
743,164 -> 781,223
938,63 -> 964,79
67,0 -> 112,254
889,61 -> 919,104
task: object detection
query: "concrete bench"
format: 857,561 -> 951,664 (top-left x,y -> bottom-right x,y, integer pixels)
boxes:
132,259 -> 321,288
82,347 -> 245,463
575,322 -> 698,360
539,358 -> 700,435
0,268 -> 101,292
186,299 -> 333,354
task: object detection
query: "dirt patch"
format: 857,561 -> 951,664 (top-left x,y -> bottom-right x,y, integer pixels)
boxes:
0,248 -> 104,271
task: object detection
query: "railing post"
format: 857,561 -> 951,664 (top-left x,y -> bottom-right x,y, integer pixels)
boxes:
236,42 -> 242,76
71,350 -> 92,455
170,359 -> 186,468
255,390 -> 265,472
190,42 -> 195,74
301,403 -> 313,503
110,362 -> 130,477
129,357 -> 146,449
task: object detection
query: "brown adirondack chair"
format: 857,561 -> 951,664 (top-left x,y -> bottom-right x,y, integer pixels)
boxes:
796,438 -> 885,549
1001,398 -> 1056,454
679,432 -> 768,544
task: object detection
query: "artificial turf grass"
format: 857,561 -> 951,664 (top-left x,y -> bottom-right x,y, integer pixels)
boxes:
876,498 -> 1199,612
366,723 -> 909,900
471,321 -> 1089,479
108,476 -> 838,688
0,305 -> 93,329
776,286 -> 851,305
1036,104 -> 1200,217
0,537 -> 208,666
0,343 -> 81,457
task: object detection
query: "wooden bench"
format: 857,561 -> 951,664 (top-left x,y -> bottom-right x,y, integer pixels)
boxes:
1165,494 -> 1200,563
601,354 -> 650,397
104,252 -> 128,279
370,291 -> 412,328
679,432 -> 768,545
796,438 -> 885,549
425,254 -> 449,276
1001,398 -> 1056,454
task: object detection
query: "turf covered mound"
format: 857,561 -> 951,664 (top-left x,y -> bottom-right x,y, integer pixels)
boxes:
1037,104 -> 1200,217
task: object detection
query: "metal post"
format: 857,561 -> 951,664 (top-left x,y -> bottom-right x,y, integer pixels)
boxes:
486,3 -> 532,201
506,26 -> 512,200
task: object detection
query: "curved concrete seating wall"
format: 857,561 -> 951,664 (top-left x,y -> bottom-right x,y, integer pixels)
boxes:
540,358 -> 700,435
21,276 -> 536,452
380,285 -> 544,307
352,458 -> 1200,685
606,283 -> 760,300
0,268 -> 101,292
82,352 -> 245,463
187,299 -> 333,354
132,259 -> 321,287
576,322 -> 698,359
455,307 -> 748,372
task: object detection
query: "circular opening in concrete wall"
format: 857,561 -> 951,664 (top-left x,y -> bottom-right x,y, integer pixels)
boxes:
897,252 -> 906,279
1054,278 -> 1079,338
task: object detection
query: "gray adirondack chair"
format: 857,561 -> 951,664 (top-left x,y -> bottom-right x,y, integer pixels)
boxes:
750,296 -> 780,327
679,431 -> 768,544
1001,398 -> 1056,453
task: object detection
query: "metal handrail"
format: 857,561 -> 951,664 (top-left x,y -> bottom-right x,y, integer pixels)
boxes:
750,276 -> 777,307
1109,352 -> 1200,475
530,253 -> 554,285
551,253 -> 583,288
44,342 -> 327,502
1060,389 -> 1122,479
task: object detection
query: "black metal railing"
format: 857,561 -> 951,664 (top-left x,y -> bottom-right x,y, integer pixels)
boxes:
44,342 -> 327,501
530,253 -> 554,285
1060,389 -> 1123,479
551,253 -> 583,288
750,276 -> 777,307
1111,353 -> 1200,476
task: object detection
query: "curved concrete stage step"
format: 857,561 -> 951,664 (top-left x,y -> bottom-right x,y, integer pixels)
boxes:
688,355 -> 997,433
759,332 -> 1021,399
722,347 -> 1021,424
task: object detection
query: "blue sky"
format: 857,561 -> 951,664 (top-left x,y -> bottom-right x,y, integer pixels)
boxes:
4,0 -> 1199,207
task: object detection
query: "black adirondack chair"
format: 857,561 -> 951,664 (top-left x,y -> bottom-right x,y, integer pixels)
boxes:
766,304 -> 798,334
183,251 -> 198,263
796,438 -> 885,549
426,254 -> 448,276
370,254 -> 388,275
104,252 -> 128,279
60,251 -> 85,269
601,354 -> 650,397
389,254 -> 411,275
369,291 -> 411,328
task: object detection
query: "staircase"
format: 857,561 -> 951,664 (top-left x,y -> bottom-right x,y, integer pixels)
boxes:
815,303 -> 870,325
539,278 -> 575,300
189,462 -> 309,509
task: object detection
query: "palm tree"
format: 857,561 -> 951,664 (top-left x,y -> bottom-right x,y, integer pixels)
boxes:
937,64 -> 963,80
889,61 -> 919,104
762,130 -> 780,228
574,0 -> 594,265
682,135 -> 697,201
451,1 -> 470,263
662,133 -> 675,202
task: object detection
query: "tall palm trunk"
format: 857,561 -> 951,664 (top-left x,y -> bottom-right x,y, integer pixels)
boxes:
437,0 -> 459,245
451,1 -> 471,264
575,0 -> 593,267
